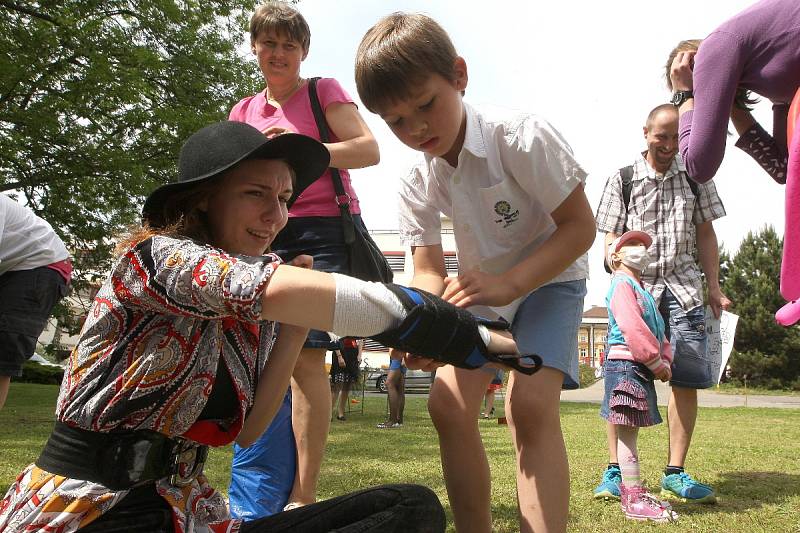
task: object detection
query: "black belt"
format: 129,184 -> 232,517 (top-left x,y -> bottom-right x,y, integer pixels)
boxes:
36,421 -> 208,491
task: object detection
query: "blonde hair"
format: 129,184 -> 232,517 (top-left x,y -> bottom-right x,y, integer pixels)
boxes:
355,12 -> 458,112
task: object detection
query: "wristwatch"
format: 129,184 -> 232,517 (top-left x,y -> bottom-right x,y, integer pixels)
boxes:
671,90 -> 694,107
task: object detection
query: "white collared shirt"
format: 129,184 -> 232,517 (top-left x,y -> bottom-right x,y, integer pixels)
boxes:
398,102 -> 588,320
0,194 -> 69,275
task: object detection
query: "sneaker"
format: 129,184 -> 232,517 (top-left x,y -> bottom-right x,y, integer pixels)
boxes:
661,472 -> 717,504
376,421 -> 402,429
592,465 -> 622,500
620,484 -> 679,523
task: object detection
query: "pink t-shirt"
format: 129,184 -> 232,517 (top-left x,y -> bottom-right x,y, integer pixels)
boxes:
229,77 -> 360,217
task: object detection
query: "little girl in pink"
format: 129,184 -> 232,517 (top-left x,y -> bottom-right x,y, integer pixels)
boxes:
602,230 -> 678,523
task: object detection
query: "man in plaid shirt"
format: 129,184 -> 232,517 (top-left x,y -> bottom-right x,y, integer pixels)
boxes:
593,104 -> 731,504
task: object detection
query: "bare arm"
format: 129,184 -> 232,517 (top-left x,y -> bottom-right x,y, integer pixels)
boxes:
696,221 -> 731,318
259,265 -> 337,330
409,244 -> 448,295
730,106 -> 756,136
507,186 -> 595,293
443,186 -> 595,308
325,102 -> 380,169
236,323 -> 308,447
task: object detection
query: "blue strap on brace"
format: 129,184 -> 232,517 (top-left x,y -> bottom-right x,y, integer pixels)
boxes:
371,285 -> 542,375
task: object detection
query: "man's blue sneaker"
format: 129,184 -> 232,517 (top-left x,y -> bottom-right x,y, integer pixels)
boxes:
593,466 -> 622,500
660,472 -> 717,503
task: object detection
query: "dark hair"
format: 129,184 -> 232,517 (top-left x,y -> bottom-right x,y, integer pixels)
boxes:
117,175 -> 223,256
355,12 -> 458,112
250,2 -> 311,53
665,39 -> 758,111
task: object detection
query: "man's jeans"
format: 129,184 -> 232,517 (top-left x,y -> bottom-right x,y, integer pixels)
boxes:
659,289 -> 713,389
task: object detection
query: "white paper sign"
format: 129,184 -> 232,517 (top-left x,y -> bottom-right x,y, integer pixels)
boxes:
704,308 -> 739,384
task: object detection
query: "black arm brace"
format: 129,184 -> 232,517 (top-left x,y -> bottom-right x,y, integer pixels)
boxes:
370,284 -> 542,375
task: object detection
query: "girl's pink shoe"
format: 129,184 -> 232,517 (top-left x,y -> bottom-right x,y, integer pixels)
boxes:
620,483 -> 678,523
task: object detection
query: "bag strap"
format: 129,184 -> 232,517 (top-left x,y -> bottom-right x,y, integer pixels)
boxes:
620,165 -> 634,210
603,165 -> 635,274
621,163 -> 699,209
308,77 -> 355,244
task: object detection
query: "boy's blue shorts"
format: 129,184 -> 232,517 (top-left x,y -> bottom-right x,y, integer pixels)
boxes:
511,279 -> 586,389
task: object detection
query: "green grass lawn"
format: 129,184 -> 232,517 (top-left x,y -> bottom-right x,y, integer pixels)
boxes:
2,384 -> 799,532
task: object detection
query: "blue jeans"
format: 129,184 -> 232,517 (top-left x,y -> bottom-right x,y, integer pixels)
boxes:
658,289 -> 713,389
511,279 -> 586,389
79,483 -> 445,532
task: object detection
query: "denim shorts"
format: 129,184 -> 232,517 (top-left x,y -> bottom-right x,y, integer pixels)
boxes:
511,279 -> 586,389
272,215 -> 366,349
600,359 -> 662,427
659,289 -> 713,389
0,267 -> 68,377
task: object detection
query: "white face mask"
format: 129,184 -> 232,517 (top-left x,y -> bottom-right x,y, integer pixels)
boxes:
619,245 -> 651,272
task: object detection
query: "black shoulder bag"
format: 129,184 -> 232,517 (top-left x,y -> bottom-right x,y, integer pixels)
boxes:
307,77 -> 393,283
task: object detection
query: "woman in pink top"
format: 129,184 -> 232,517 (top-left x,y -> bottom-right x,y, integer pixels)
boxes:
228,2 -> 379,511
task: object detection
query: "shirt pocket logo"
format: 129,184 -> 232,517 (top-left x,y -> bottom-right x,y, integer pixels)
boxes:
493,200 -> 520,228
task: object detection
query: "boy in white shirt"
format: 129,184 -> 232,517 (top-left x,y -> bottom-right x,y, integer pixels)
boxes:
355,13 -> 595,533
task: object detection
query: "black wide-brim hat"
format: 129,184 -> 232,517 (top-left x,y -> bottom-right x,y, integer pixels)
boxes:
142,121 -> 330,227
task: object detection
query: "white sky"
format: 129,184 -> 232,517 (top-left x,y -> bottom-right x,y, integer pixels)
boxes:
259,0 -> 784,309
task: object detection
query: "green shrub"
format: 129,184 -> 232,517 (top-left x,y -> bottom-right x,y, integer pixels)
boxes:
17,361 -> 65,385
578,363 -> 599,388
728,349 -> 800,389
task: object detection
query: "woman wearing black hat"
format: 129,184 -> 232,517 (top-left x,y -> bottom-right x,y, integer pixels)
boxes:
0,121 -> 534,533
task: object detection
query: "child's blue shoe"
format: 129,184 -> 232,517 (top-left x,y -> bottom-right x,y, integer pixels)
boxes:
660,472 -> 717,503
592,465 -> 621,500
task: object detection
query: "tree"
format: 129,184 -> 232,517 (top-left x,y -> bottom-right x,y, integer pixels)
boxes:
1,0 -> 264,333
719,226 -> 800,389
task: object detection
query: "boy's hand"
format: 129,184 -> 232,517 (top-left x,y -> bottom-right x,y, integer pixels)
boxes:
654,365 -> 672,382
262,126 -> 294,138
442,270 -> 518,308
288,254 -> 313,270
404,354 -> 444,372
390,348 -> 444,372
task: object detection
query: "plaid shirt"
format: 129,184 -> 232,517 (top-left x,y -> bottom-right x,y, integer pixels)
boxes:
595,153 -> 726,311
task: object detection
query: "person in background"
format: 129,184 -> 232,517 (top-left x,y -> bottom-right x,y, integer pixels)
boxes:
0,194 -> 71,410
600,230 -> 677,523
229,1 -> 380,509
480,369 -> 503,419
595,104 -> 729,505
330,337 -> 362,421
377,351 -> 406,429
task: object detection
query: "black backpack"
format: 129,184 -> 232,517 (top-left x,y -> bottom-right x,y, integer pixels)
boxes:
603,165 -> 700,273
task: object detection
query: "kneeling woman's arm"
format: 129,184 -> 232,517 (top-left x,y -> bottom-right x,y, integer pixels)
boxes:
237,322 -> 308,447
260,265 -> 524,365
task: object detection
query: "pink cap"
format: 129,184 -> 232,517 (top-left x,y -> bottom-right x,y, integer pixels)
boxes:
607,230 -> 653,264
